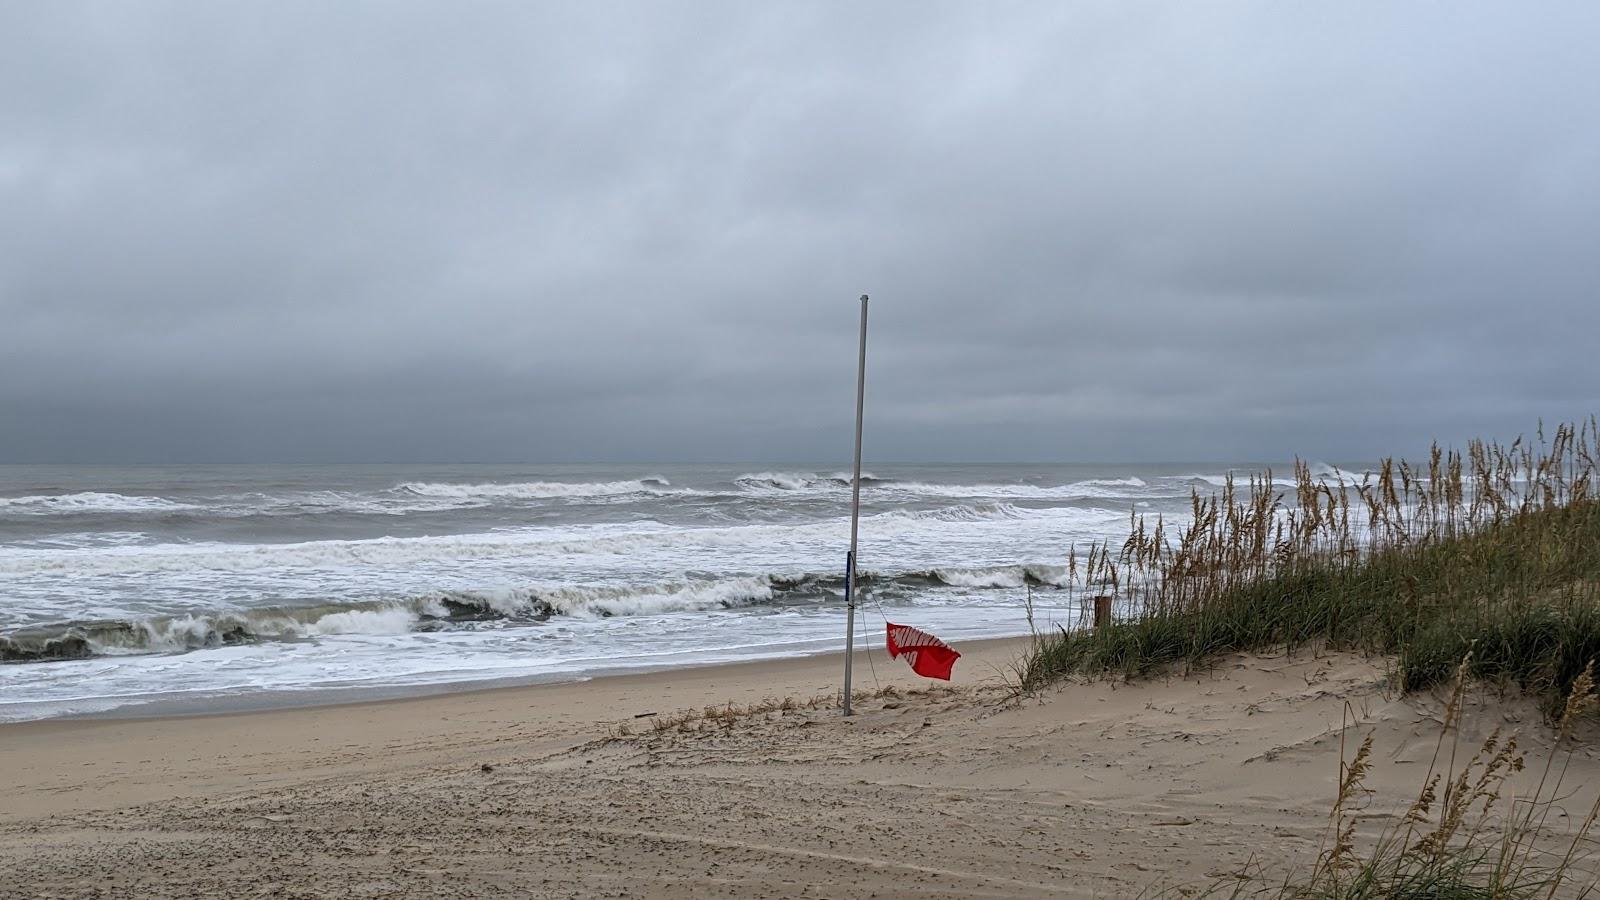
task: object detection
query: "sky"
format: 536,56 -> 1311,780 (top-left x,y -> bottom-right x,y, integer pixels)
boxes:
2,2 -> 1597,464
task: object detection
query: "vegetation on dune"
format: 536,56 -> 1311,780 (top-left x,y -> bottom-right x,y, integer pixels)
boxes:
1183,661 -> 1600,899
1017,419 -> 1600,897
1023,419 -> 1600,716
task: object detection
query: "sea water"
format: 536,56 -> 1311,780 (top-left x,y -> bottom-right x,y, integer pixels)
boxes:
0,463 -> 1299,721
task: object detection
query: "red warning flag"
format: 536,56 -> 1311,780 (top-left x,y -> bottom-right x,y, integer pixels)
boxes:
885,622 -> 961,680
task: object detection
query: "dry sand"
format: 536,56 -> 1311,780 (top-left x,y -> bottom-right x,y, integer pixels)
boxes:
2,638 -> 1596,898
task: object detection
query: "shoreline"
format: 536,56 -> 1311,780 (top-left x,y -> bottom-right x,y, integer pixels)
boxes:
0,636 -> 1034,822
0,627 -> 1044,725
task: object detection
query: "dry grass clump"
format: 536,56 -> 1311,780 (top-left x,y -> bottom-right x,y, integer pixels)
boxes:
603,684 -> 963,739
1025,419 -> 1600,715
1186,661 -> 1600,898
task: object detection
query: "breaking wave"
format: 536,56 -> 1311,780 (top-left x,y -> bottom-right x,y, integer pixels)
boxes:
0,473 -> 1163,521
0,492 -> 198,515
1079,476 -> 1148,488
880,501 -> 1036,523
1177,470 -> 1350,489
0,502 -> 1092,579
394,478 -> 677,500
886,480 -> 1153,500
731,471 -> 1161,500
0,563 -> 1071,664
732,471 -> 883,491
927,564 -> 1070,588
1307,462 -> 1374,483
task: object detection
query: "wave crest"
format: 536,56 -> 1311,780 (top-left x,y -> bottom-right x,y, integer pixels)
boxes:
0,560 -> 1075,663
732,471 -> 882,491
394,479 -> 675,500
0,492 -> 197,515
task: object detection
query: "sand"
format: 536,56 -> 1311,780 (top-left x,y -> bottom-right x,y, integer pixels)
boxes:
2,638 -> 1596,898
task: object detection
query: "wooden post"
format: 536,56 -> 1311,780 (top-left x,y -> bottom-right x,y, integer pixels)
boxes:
1092,595 -> 1112,630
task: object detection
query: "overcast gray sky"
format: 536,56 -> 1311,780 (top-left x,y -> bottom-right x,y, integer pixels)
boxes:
2,2 -> 1596,464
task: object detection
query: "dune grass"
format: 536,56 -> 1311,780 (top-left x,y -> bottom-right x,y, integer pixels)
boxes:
1182,661 -> 1600,899
1023,420 -> 1600,716
1032,420 -> 1600,895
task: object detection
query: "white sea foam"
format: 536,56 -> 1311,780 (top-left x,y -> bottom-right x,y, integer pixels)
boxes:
882,502 -> 1034,523
883,479 -> 1153,500
933,566 -> 1029,588
1,489 -> 486,520
731,470 -> 887,491
395,479 -> 678,500
931,564 -> 1071,588
733,471 -> 833,491
1307,463 -> 1375,483
1175,472 -> 1301,488
732,472 -> 1161,500
7,564 -> 1080,665
291,606 -> 422,636
0,502 -> 1105,579
537,576 -> 778,618
6,531 -> 154,550
217,490 -> 496,517
0,492 -> 197,515
1079,476 -> 1148,488
66,600 -> 448,653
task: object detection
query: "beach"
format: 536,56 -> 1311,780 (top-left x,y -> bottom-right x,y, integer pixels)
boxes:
5,637 -> 1594,898
0,463 -> 1184,722
6,0 -> 1597,893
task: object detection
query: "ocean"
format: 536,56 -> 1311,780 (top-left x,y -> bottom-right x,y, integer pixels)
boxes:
0,463 -> 1285,722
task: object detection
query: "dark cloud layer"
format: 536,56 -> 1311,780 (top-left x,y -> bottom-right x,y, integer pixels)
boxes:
2,3 -> 1597,463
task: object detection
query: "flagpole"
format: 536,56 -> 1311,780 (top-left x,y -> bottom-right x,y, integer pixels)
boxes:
843,294 -> 868,716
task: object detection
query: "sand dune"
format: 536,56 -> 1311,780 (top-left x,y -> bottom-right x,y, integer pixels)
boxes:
2,638 -> 1595,898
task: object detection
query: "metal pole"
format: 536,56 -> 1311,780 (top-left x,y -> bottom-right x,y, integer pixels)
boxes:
843,294 -> 868,716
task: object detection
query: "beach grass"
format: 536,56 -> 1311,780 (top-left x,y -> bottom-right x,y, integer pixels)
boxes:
1177,660 -> 1600,899
1022,419 -> 1600,716
603,683 -> 964,739
1015,420 -> 1600,897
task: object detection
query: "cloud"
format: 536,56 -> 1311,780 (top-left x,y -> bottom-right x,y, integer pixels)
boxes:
2,2 -> 1597,463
